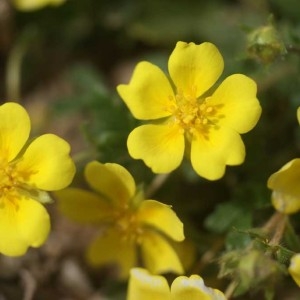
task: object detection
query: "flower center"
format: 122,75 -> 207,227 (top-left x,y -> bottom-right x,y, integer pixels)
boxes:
0,159 -> 32,207
0,161 -> 19,202
114,208 -> 143,244
170,91 -> 222,140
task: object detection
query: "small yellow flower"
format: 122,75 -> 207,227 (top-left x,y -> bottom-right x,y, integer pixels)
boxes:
0,102 -> 75,256
12,0 -> 65,11
289,253 -> 300,287
117,41 -> 261,180
267,159 -> 300,214
297,107 -> 300,125
127,268 -> 226,300
57,161 -> 185,279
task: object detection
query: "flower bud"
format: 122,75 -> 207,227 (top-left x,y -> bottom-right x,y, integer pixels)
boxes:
219,248 -> 285,296
247,24 -> 286,64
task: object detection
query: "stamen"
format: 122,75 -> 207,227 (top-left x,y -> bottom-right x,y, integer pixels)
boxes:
199,104 -> 206,111
202,118 -> 208,125
0,160 -> 33,206
171,92 -> 220,138
114,210 -> 143,243
206,106 -> 213,113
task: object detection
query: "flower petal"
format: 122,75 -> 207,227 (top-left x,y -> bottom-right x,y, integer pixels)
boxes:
191,127 -> 245,180
297,107 -> 300,125
171,239 -> 197,272
128,268 -> 171,300
0,197 -> 50,256
140,231 -> 184,275
171,275 -> 226,300
17,197 -> 50,248
17,134 -> 75,191
289,253 -> 300,287
137,200 -> 184,241
55,188 -> 114,223
209,74 -> 261,133
271,191 -> 300,215
0,102 -> 30,162
128,123 -> 184,173
267,159 -> 300,214
85,161 -> 136,206
117,61 -> 175,120
86,229 -> 136,279
168,42 -> 224,98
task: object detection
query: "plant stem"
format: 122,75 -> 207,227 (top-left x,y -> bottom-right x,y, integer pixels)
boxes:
224,280 -> 238,299
145,173 -> 170,198
6,40 -> 25,102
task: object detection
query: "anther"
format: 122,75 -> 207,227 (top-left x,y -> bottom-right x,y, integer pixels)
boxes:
192,107 -> 198,114
206,106 -> 213,113
195,119 -> 201,125
183,115 -> 194,124
199,104 -> 206,111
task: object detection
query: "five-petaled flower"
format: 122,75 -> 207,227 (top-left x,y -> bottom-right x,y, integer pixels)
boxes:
117,41 -> 262,180
57,161 -> 185,279
289,253 -> 300,287
127,268 -> 226,300
12,0 -> 65,11
0,102 -> 75,256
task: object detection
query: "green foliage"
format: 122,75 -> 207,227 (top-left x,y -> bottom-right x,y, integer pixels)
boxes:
204,201 -> 252,234
53,63 -> 136,164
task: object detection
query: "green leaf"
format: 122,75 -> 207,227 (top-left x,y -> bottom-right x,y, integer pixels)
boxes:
204,202 -> 252,234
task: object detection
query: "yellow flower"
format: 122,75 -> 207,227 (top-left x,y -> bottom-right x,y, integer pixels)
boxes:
127,268 -> 226,300
297,107 -> 300,124
12,0 -> 65,11
267,159 -> 300,214
0,102 -> 75,256
117,41 -> 261,180
57,161 -> 185,279
289,253 -> 300,287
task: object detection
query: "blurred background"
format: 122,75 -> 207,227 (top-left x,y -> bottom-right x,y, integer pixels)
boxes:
1,0 -> 300,299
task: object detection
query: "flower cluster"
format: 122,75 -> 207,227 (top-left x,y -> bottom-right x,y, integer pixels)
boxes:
0,102 -> 75,256
55,41 -> 263,296
2,41 -> 268,298
117,41 -> 262,180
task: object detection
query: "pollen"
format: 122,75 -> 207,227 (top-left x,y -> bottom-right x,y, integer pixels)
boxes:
114,209 -> 143,243
0,159 -> 33,205
0,162 -> 16,192
172,93 -> 219,138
